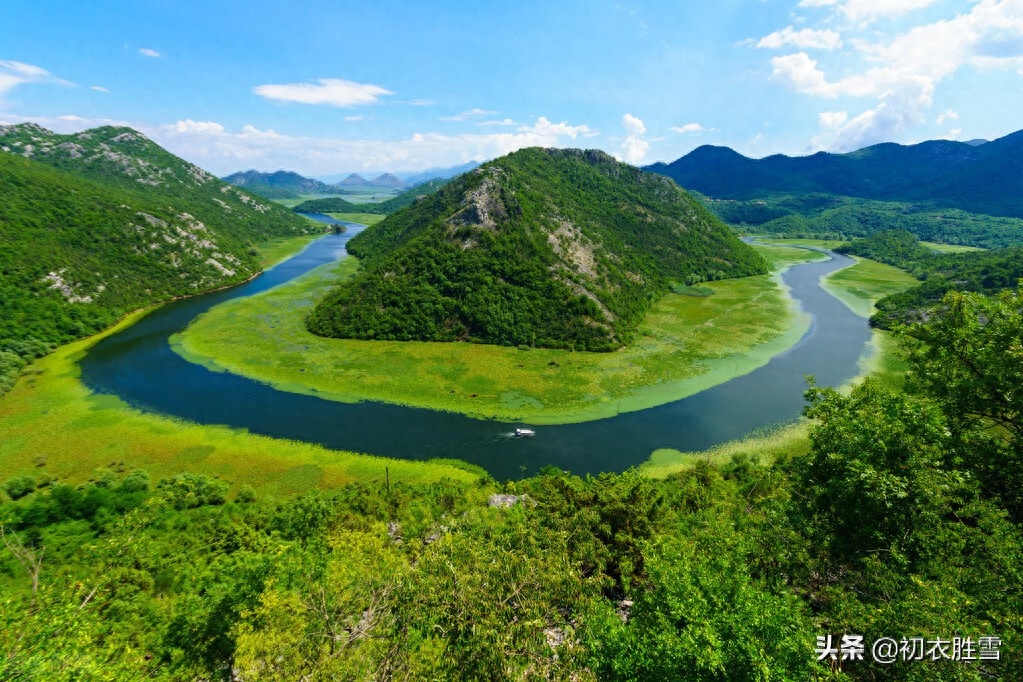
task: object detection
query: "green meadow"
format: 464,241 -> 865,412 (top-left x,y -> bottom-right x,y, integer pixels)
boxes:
175,244 -> 825,425
327,212 -> 386,225
0,235 -> 479,494
920,240 -> 987,253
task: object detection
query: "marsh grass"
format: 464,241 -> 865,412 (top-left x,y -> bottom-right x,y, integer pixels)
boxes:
326,213 -> 386,226
0,237 -> 478,493
920,241 -> 986,253
175,244 -> 822,424
644,246 -> 916,474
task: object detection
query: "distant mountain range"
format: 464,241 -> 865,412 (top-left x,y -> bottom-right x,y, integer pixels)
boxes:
645,129 -> 1023,219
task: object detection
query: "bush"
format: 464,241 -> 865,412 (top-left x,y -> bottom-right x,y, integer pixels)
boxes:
3,476 -> 36,501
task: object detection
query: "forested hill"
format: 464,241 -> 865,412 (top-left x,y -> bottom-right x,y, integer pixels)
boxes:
0,123 -> 319,391
307,147 -> 767,352
646,129 -> 1023,218
222,169 -> 339,199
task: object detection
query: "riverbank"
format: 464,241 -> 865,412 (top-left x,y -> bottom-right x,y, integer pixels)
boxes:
0,233 -> 480,494
639,250 -> 918,478
173,243 -> 825,425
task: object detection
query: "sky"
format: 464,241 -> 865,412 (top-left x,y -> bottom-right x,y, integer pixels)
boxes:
2,0 -> 1022,177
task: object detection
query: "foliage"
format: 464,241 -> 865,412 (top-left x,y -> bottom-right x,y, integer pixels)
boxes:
293,177 -> 450,215
308,147 -> 767,351
0,124 -> 319,395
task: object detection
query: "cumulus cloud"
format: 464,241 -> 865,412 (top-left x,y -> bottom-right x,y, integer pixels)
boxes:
253,78 -> 393,107
138,48 -> 163,58
617,113 -> 648,164
757,26 -> 842,50
782,0 -> 1023,151
441,107 -> 498,122
0,60 -> 73,98
670,123 -> 711,134
145,115 -> 596,174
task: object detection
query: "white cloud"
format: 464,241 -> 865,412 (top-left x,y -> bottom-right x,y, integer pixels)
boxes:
253,78 -> 393,107
769,52 -> 879,98
405,99 -> 436,106
478,118 -> 518,126
138,48 -> 163,58
90,85 -> 109,93
818,110 -> 848,129
441,107 -> 499,122
617,113 -> 648,164
798,0 -> 839,7
757,26 -> 842,50
0,60 -> 73,98
936,108 -> 958,124
622,113 -> 646,136
947,127 -> 963,138
670,123 -> 710,134
146,115 -> 596,174
344,115 -> 364,122
840,0 -> 938,23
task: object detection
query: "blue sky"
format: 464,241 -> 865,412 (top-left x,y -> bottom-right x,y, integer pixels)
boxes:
2,0 -> 1022,176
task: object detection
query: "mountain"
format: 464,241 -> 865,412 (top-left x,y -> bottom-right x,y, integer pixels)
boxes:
399,161 -> 480,186
0,123 -> 320,356
293,177 -> 451,215
371,173 -> 405,189
222,169 -> 339,199
339,173 -> 371,187
646,129 -> 1023,218
306,147 -> 766,352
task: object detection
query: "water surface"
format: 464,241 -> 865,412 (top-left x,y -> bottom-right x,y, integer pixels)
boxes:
81,224 -> 870,480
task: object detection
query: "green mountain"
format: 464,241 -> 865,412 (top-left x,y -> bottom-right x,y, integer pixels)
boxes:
307,147 -> 767,351
0,123 -> 320,386
647,129 -> 1023,219
293,177 -> 450,215
222,169 -> 341,199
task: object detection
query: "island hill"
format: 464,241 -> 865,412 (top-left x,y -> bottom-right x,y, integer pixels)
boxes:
306,147 -> 768,352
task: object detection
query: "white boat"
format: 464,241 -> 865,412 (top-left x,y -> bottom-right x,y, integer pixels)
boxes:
514,428 -> 535,438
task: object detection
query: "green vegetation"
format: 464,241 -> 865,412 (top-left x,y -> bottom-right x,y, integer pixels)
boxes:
650,129 -> 1023,219
222,170 -> 341,199
294,178 -> 450,215
325,212 -> 386,226
4,287 -> 1022,679
176,244 -> 812,424
837,230 -> 1023,327
921,241 -> 985,253
0,124 -> 320,397
308,148 -> 767,352
708,194 -> 1023,248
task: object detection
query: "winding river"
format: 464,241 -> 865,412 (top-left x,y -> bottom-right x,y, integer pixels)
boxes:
81,217 -> 871,480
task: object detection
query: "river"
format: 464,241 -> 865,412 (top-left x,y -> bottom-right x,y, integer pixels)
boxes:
80,217 -> 871,480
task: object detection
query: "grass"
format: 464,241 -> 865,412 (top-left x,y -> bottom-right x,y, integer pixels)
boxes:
640,242 -> 917,477
174,244 -> 823,425
758,238 -> 849,250
0,235 -> 481,495
327,212 -> 386,226
820,256 -> 919,317
253,233 -> 326,268
920,241 -> 986,253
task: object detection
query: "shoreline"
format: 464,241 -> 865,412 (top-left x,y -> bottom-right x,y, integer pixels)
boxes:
173,243 -> 828,425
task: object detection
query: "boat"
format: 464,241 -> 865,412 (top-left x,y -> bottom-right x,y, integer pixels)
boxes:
514,428 -> 535,438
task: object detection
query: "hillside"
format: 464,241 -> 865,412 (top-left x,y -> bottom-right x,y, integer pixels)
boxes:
647,129 -> 1023,219
222,169 -> 341,199
307,148 -> 767,351
0,123 -> 320,389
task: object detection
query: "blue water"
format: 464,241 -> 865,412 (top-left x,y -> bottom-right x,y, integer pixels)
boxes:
80,224 -> 870,480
